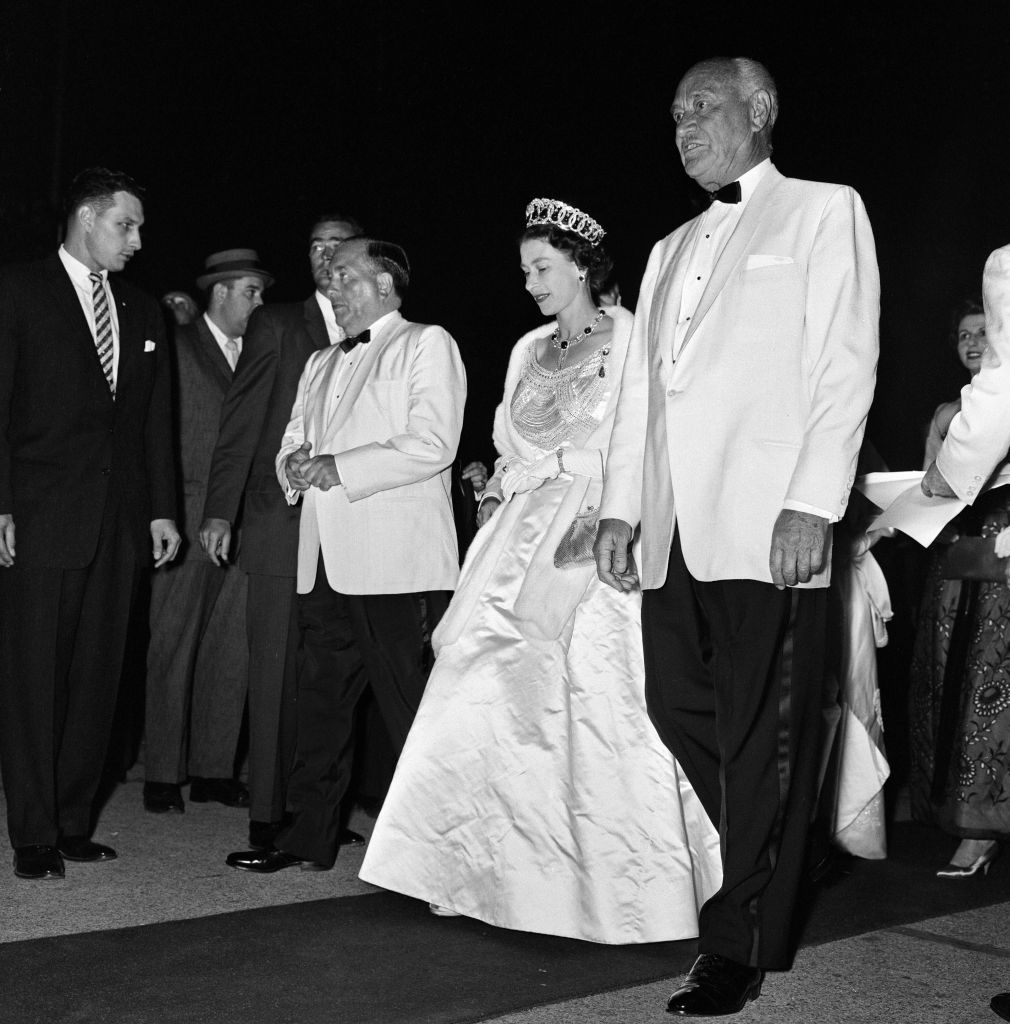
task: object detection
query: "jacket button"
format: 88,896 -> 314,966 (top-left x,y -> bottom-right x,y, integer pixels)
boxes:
101,468 -> 111,476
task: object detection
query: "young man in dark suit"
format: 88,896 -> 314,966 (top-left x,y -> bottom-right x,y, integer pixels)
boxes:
0,167 -> 179,880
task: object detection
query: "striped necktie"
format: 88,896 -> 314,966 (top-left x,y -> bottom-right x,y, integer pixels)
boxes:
89,272 -> 116,396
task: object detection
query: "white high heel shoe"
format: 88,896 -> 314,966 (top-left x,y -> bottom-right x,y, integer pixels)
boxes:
936,839 -> 1000,878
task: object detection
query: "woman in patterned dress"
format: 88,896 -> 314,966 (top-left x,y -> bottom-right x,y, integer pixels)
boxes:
359,199 -> 721,943
909,298 -> 1010,876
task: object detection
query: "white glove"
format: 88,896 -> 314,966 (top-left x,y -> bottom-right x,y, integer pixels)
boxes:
994,526 -> 1010,559
501,453 -> 560,502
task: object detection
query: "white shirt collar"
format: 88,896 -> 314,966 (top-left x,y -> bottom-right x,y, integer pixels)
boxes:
359,309 -> 398,338
735,158 -> 772,207
58,244 -> 105,287
203,312 -> 238,347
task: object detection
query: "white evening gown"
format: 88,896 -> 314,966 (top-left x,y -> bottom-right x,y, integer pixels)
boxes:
360,314 -> 722,944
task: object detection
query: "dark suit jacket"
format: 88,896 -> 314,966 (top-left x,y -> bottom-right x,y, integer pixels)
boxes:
203,297 -> 328,576
169,317 -> 235,563
0,254 -> 175,568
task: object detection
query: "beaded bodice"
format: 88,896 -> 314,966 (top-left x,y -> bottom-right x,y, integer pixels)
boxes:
510,341 -> 611,451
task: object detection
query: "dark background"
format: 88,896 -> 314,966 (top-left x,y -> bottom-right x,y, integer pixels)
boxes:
2,0 -> 1009,468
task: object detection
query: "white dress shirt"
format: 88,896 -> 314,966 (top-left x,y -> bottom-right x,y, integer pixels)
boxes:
673,158 -> 772,361
326,309 -> 398,412
58,245 -> 121,386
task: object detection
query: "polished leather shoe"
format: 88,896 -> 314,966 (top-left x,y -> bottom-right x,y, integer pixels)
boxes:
189,776 -> 250,807
666,954 -> 764,1016
226,848 -> 330,873
13,845 -> 65,880
143,781 -> 185,814
993,993 -> 1010,1022
340,828 -> 366,846
57,836 -> 117,862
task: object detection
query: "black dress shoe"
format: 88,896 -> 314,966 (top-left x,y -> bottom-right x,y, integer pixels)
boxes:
189,777 -> 250,807
226,847 -> 330,873
57,836 -> 117,862
992,993 -> 1010,1022
143,781 -> 185,813
340,828 -> 366,846
666,954 -> 764,1016
13,845 -> 65,880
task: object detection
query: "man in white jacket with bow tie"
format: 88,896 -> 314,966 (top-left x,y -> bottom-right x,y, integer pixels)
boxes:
595,57 -> 879,1015
227,237 -> 466,873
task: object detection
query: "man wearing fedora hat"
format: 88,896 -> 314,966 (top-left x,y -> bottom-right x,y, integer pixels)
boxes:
142,248 -> 273,815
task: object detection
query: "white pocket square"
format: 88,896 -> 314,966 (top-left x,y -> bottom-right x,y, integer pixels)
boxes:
144,340 -> 156,352
745,254 -> 795,270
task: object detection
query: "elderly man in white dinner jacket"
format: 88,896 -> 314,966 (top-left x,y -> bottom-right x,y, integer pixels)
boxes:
922,245 -> 1010,501
226,237 -> 466,873
594,57 -> 879,1016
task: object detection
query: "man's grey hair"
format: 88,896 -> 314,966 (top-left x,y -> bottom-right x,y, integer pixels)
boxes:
733,57 -> 778,137
691,56 -> 779,145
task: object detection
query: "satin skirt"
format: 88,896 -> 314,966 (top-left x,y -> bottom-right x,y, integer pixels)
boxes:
360,481 -> 722,944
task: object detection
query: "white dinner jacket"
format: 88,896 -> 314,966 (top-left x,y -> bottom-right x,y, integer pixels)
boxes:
935,244 -> 1010,500
601,165 -> 880,587
276,309 -> 466,595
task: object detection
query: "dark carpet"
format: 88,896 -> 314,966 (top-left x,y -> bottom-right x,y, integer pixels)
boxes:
2,822 -> 1007,1024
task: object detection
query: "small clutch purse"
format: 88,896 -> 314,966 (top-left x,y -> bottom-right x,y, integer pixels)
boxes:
554,508 -> 599,569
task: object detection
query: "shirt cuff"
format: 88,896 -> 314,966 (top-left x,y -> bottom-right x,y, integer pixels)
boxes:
782,500 -> 838,524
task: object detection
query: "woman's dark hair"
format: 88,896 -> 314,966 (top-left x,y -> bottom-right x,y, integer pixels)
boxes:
520,223 -> 614,295
949,297 -> 984,348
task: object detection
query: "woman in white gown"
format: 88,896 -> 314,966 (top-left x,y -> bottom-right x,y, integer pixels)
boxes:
359,199 -> 721,944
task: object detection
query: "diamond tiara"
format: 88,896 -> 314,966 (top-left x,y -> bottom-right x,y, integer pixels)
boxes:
525,198 -> 606,246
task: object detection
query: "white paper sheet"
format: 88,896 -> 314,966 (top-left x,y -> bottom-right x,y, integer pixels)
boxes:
855,468 -> 1010,547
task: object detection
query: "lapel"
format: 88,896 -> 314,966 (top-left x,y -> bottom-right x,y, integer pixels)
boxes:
44,254 -> 98,349
193,317 -> 234,393
320,311 -> 404,442
677,165 -> 784,356
108,275 -> 141,399
302,295 -> 329,351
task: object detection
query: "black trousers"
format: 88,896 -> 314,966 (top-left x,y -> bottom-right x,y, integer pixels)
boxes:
277,555 -> 449,866
641,530 -> 826,970
244,572 -> 300,823
0,494 -> 139,846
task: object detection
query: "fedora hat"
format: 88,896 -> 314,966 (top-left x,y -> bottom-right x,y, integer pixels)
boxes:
196,248 -> 275,290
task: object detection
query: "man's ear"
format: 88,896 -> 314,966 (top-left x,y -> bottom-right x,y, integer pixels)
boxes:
77,204 -> 95,232
749,89 -> 772,132
376,271 -> 394,300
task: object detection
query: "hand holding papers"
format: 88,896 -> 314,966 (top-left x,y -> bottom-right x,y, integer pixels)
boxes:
855,467 -> 1010,547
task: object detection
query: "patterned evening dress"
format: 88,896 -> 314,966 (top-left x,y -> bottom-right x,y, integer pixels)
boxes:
909,399 -> 1010,839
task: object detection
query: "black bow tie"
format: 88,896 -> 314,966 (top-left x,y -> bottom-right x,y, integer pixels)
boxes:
340,329 -> 370,353
708,181 -> 742,204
